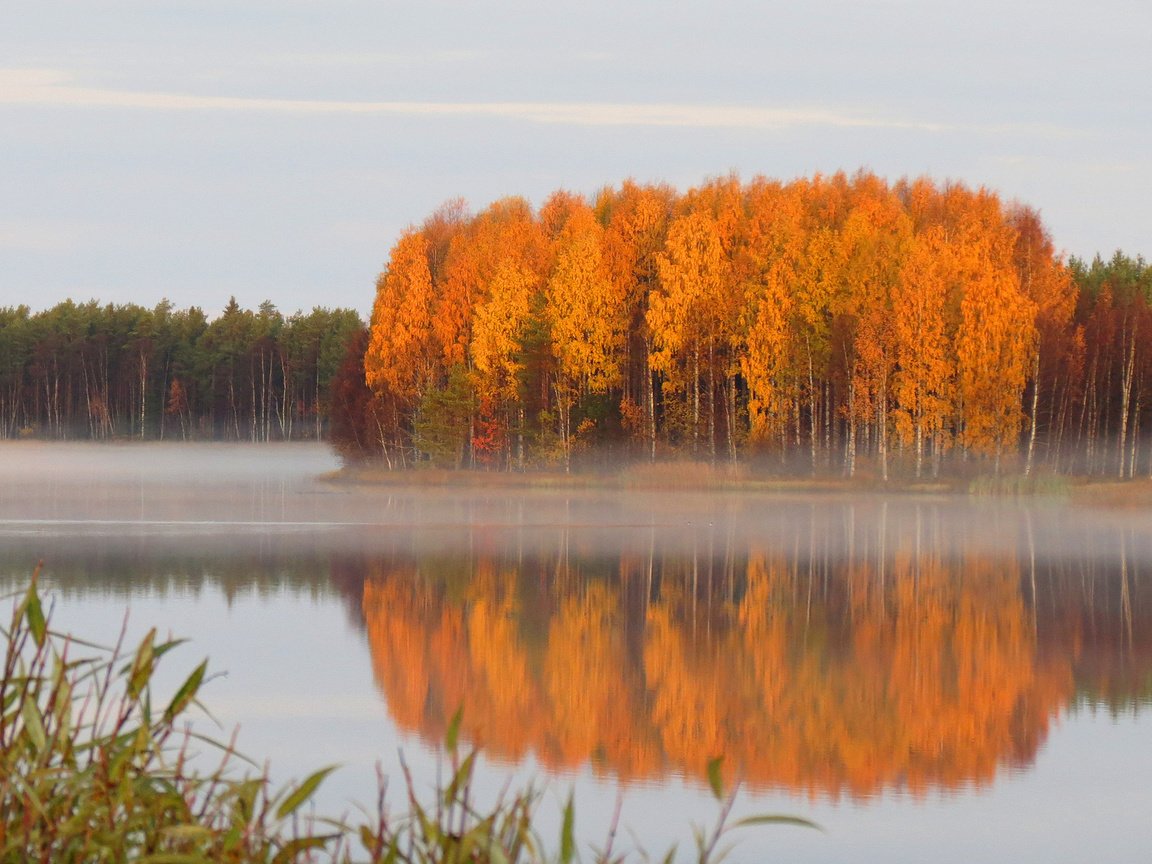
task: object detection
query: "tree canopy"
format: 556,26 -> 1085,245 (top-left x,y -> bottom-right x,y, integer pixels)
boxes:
354,171 -> 1152,477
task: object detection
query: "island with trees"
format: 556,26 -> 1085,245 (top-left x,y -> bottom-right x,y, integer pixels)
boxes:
331,172 -> 1152,482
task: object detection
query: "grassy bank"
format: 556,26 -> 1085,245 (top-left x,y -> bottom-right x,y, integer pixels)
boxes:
328,461 -> 1152,505
325,461 -> 959,496
0,578 -> 814,863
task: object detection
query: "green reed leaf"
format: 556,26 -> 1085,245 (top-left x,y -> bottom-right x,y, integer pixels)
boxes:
473,834 -> 511,864
732,814 -> 823,831
23,580 -> 46,648
445,703 -> 464,754
164,660 -> 207,724
444,750 -> 477,805
159,824 -> 213,842
706,756 -> 725,800
358,824 -> 377,853
128,628 -> 157,700
21,697 -> 47,752
275,765 -> 337,820
560,791 -> 576,864
271,834 -> 339,864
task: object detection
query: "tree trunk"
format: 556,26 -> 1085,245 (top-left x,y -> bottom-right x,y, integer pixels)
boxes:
1118,326 -> 1136,478
878,376 -> 888,483
279,350 -> 291,440
1025,350 -> 1040,477
725,372 -> 736,465
557,382 -> 571,473
915,413 -> 923,479
707,340 -> 716,463
1080,353 -> 1097,473
846,374 -> 857,478
315,350 -> 322,441
824,378 -> 832,470
648,369 -> 657,462
1128,381 -> 1141,479
517,405 -> 525,471
807,336 -> 817,474
692,345 -> 700,456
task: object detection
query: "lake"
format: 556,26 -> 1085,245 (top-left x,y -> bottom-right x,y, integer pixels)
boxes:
1,442 -> 1149,862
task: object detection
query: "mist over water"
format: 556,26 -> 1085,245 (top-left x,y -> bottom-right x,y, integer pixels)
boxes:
1,442 -> 1150,863
3,440 -> 1150,560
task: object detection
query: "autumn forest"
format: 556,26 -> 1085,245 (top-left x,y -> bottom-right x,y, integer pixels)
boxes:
6,171 -> 1152,481
337,171 -> 1152,479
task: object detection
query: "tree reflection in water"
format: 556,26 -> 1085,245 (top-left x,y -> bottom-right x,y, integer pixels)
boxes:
355,505 -> 1151,800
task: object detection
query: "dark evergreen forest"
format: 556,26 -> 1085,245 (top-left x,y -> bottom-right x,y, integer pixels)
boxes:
0,298 -> 362,441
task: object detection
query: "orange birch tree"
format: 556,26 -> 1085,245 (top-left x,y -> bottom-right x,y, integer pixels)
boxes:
892,226 -> 954,476
365,229 -> 439,464
954,196 -> 1037,462
544,200 -> 626,467
741,179 -> 804,448
598,181 -> 674,457
365,229 -> 438,402
1009,205 -> 1078,475
649,210 -> 728,453
837,178 -> 910,478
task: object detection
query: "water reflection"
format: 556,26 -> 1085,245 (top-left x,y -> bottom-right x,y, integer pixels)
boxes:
346,507 -> 1151,800
1,477 -> 1150,804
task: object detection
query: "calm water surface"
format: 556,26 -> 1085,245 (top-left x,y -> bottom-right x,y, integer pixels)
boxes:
1,442 -> 1150,862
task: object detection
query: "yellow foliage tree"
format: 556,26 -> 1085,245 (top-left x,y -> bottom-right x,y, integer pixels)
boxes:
365,229 -> 438,403
954,196 -> 1038,460
650,210 -> 731,453
741,179 -> 805,446
892,226 -> 954,475
545,200 -> 627,467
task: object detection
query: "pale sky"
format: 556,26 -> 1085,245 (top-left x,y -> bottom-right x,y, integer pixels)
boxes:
2,1 -> 1149,319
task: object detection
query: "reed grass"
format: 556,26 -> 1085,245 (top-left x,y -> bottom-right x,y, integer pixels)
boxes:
0,576 -> 816,862
967,472 -> 1072,497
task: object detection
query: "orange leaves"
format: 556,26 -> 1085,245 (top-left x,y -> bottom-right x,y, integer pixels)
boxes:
545,199 -> 626,393
891,226 -> 955,461
599,181 -> 673,316
365,230 -> 437,403
742,271 -> 792,441
362,172 -> 1072,470
650,211 -> 729,382
470,260 -> 538,400
435,197 -> 544,371
740,180 -> 804,441
953,198 -> 1038,455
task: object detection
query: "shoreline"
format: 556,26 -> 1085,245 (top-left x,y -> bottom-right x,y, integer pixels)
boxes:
4,438 -> 1150,505
324,462 -> 1152,506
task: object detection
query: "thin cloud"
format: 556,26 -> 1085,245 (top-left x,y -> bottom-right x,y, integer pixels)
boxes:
0,67 -> 948,131
0,219 -> 97,253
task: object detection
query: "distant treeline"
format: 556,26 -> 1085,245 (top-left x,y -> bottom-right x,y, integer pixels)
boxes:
333,172 -> 1152,477
0,299 -> 362,441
